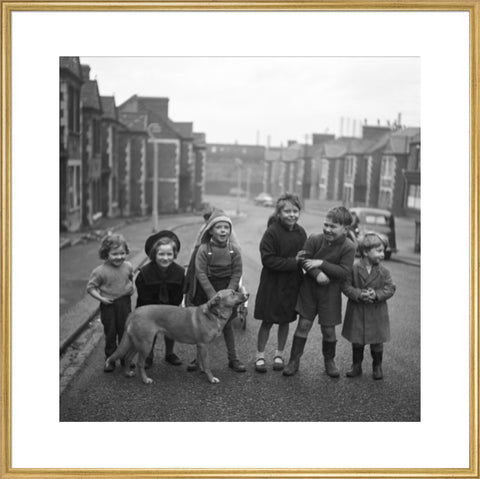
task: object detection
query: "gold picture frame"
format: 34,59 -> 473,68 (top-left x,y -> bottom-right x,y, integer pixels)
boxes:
1,1 -> 478,478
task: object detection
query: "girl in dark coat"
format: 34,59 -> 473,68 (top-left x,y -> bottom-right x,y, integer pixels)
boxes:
341,232 -> 396,379
135,230 -> 185,368
253,194 -> 307,373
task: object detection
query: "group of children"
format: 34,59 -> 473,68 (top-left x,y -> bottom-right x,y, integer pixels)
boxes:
86,193 -> 396,380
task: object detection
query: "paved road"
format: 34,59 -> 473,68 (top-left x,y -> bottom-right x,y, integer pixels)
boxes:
60,196 -> 420,422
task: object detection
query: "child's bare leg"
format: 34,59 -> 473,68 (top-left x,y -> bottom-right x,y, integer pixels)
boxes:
257,321 -> 273,352
296,317 -> 314,338
321,325 -> 339,377
272,323 -> 289,371
255,321 -> 272,373
277,323 -> 289,351
320,325 -> 336,341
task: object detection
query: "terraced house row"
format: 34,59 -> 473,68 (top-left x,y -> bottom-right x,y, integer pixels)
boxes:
60,57 -> 207,232
207,124 -> 420,219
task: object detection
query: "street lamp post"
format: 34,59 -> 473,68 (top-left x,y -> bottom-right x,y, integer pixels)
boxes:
235,157 -> 243,216
246,167 -> 252,200
147,123 -> 162,232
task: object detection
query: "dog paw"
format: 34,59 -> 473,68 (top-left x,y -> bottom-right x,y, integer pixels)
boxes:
143,378 -> 154,385
125,370 -> 135,378
210,377 -> 220,384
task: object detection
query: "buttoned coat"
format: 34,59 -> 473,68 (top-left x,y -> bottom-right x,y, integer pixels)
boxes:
135,261 -> 185,308
254,219 -> 307,324
295,234 -> 356,325
341,259 -> 396,344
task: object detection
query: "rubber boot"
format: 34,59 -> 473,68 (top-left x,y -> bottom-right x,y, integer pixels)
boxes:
322,340 -> 340,377
283,336 -> 307,376
371,348 -> 384,380
346,344 -> 364,377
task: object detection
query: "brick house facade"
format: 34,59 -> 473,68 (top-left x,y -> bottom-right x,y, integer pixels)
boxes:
118,111 -> 149,217
100,96 -> 121,219
378,128 -> 420,216
60,57 -> 83,232
80,65 -> 103,227
118,96 -> 190,214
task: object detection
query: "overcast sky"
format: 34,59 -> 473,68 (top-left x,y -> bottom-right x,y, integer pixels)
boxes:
81,56 -> 420,146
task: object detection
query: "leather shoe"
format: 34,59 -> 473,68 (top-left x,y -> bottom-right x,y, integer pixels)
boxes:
165,353 -> 183,366
186,359 -> 199,372
255,358 -> 267,373
228,359 -> 246,372
273,356 -> 285,371
103,362 -> 115,373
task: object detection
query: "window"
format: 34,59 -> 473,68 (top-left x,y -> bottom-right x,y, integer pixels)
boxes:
414,145 -> 421,171
93,118 -> 101,154
67,86 -> 80,133
407,184 -> 421,209
345,156 -> 355,181
343,185 -> 353,204
67,164 -> 81,210
320,159 -> 329,185
379,190 -> 392,209
365,215 -> 388,225
381,156 -> 396,179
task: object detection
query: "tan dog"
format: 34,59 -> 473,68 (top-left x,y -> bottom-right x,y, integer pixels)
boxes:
105,289 -> 249,384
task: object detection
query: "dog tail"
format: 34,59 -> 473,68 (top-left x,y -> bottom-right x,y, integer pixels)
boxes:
105,332 -> 132,365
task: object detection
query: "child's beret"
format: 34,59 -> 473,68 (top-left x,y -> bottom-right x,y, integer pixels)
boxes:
144,230 -> 181,256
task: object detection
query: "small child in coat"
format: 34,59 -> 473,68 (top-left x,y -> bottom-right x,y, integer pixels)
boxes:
86,233 -> 134,372
135,230 -> 185,369
341,233 -> 396,379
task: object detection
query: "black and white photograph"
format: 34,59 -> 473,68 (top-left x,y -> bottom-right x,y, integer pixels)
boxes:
59,56 -> 421,422
4,5 -> 476,476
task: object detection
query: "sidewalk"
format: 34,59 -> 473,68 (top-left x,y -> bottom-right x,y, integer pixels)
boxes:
60,213 -> 205,354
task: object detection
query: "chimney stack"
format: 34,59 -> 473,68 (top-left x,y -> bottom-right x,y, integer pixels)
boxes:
81,64 -> 91,81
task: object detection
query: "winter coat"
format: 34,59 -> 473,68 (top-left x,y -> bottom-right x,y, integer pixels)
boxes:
295,233 -> 356,325
341,259 -> 396,344
135,261 -> 185,307
254,219 -> 307,324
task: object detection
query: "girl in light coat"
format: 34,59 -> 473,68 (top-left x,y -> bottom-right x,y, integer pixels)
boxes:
341,233 -> 396,380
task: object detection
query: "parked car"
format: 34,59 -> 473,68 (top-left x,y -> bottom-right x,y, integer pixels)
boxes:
229,187 -> 246,196
349,207 -> 397,260
254,192 -> 274,207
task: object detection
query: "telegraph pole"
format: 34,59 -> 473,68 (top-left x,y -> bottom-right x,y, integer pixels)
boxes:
235,157 -> 243,215
147,123 -> 162,232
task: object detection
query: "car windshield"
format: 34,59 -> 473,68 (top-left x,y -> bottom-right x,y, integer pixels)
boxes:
364,214 -> 389,225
